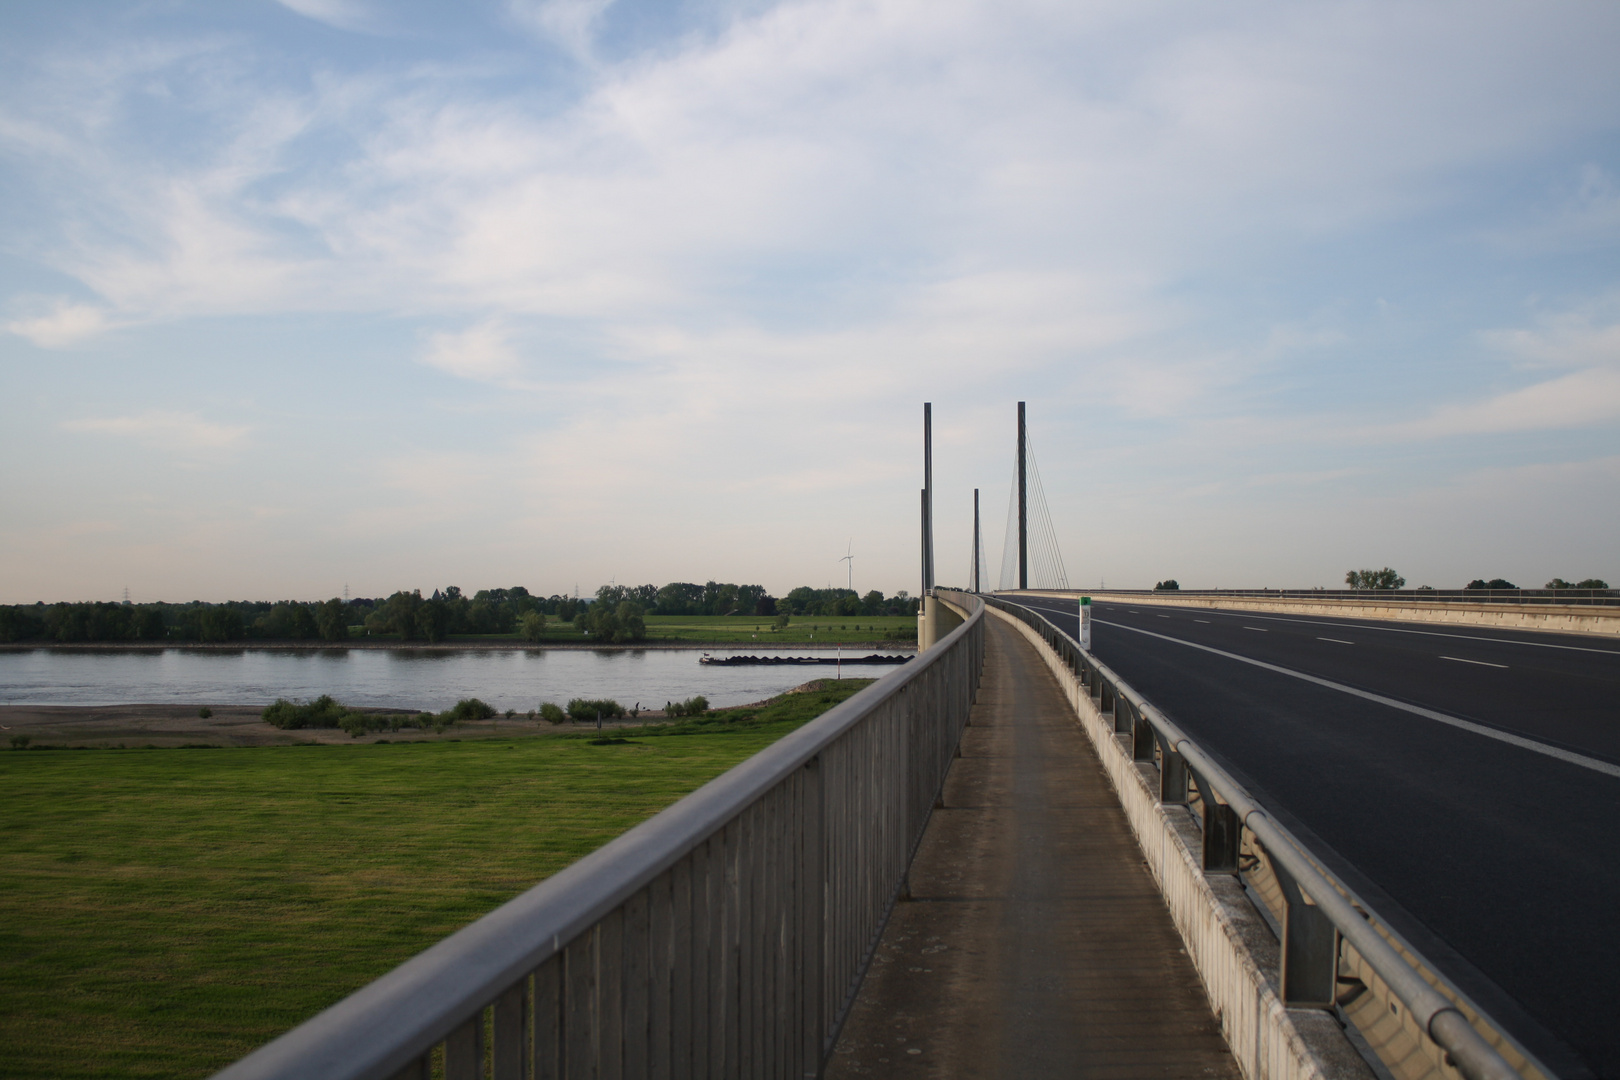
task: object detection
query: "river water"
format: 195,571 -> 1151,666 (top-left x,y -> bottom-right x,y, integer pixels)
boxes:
0,647 -> 911,713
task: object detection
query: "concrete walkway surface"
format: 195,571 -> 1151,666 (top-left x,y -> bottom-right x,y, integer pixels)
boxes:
825,615 -> 1240,1079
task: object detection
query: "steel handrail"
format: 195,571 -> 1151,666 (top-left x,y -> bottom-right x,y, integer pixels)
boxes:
215,596 -> 985,1080
987,595 -> 1527,1080
1061,587 -> 1618,607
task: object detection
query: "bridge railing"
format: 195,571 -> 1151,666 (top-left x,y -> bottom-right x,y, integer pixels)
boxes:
1085,587 -> 1617,606
985,595 -> 1534,1080
215,594 -> 983,1080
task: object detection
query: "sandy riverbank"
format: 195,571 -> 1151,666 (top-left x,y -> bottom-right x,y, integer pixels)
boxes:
0,679 -> 845,748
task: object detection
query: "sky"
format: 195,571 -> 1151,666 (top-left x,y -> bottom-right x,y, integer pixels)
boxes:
2,0 -> 1618,604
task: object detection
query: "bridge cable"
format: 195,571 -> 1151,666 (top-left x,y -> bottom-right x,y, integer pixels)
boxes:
1024,429 -> 1070,590
995,426 -> 1069,590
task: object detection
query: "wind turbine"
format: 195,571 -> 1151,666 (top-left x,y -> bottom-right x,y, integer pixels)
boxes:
837,539 -> 855,681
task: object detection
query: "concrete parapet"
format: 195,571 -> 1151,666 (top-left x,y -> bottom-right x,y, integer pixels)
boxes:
1025,591 -> 1620,638
987,604 -> 1375,1080
919,592 -> 968,652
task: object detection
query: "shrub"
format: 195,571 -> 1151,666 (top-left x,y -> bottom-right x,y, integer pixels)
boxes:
338,713 -> 378,737
1153,579 -> 1180,591
262,694 -> 349,729
9,734 -> 30,750
566,698 -> 625,722
665,695 -> 709,719
539,702 -> 566,724
197,706 -> 213,719
447,698 -> 496,722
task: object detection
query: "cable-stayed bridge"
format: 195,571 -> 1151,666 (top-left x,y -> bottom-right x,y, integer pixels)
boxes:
210,405 -> 1618,1080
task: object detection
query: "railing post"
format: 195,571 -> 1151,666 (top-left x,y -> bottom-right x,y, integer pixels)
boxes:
803,754 -> 825,1078
1131,707 -> 1155,761
1266,846 -> 1340,1007
1156,733 -> 1188,804
1190,768 -> 1241,874
445,1014 -> 482,1080
492,979 -> 528,1080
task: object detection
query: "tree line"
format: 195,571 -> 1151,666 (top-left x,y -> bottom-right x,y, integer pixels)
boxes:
1345,569 -> 1610,591
0,580 -> 922,644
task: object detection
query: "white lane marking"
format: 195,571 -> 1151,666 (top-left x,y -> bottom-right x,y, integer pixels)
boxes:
1157,615 -> 1171,619
1318,638 -> 1355,644
1441,656 -> 1508,669
1095,619 -> 1620,779
1194,620 -> 1210,624
1243,626 -> 1267,632
1160,610 -> 1620,657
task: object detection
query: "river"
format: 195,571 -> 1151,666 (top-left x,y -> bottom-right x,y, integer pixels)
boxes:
0,646 -> 911,713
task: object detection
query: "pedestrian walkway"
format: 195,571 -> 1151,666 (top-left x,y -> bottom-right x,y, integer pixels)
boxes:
825,613 -> 1241,1078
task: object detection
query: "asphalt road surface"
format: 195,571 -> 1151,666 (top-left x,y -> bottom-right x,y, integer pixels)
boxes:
1011,595 -> 1620,1080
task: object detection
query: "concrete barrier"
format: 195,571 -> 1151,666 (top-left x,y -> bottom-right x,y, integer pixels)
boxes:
1025,591 -> 1620,638
987,604 -> 1376,1080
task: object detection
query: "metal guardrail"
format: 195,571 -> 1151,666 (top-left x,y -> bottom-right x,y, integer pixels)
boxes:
1089,588 -> 1617,607
985,595 -> 1533,1080
214,595 -> 984,1080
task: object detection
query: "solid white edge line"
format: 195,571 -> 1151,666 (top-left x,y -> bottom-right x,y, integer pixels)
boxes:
1095,618 -> 1620,780
1441,656 -> 1509,669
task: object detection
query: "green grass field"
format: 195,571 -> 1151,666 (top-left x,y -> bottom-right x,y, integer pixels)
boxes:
0,682 -> 871,1079
640,613 -> 916,644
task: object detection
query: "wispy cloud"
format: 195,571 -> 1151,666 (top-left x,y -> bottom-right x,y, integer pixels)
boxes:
62,412 -> 251,452
274,0 -> 373,33
420,322 -> 524,382
1372,302 -> 1620,438
1407,367 -> 1620,436
1482,164 -> 1620,253
5,299 -> 111,347
508,0 -> 618,63
10,1 -> 1619,338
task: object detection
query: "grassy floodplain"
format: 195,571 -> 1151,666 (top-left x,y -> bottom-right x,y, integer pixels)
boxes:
640,613 -> 916,644
0,682 -> 872,1079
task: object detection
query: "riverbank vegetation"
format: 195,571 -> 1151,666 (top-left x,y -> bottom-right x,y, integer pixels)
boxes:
0,680 -> 872,1079
0,582 -> 921,645
261,695 -> 498,737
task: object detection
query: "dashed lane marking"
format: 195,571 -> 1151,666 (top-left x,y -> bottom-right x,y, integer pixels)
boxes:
1164,610 -> 1620,657
1318,638 -> 1355,644
1441,656 -> 1509,669
1095,619 -> 1620,779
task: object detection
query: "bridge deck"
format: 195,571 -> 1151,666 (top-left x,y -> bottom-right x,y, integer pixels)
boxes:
826,614 -> 1239,1078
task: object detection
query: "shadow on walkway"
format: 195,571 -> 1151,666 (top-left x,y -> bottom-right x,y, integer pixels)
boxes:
826,614 -> 1240,1078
